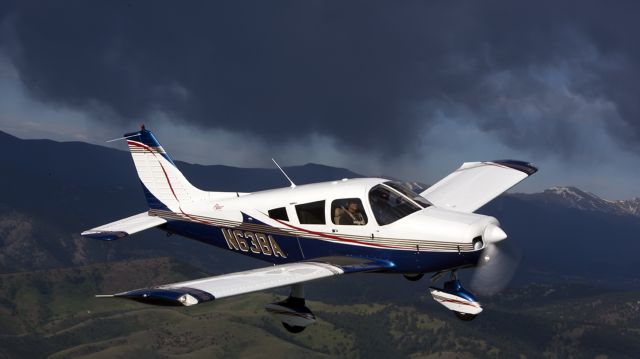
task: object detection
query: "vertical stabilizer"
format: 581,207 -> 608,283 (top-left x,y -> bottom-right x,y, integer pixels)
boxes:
124,125 -> 205,211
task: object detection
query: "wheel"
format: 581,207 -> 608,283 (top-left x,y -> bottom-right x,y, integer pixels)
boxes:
282,322 -> 306,333
454,311 -> 477,321
403,273 -> 424,282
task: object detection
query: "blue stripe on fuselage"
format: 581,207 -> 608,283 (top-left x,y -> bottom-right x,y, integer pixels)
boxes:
162,219 -> 482,273
164,220 -> 304,263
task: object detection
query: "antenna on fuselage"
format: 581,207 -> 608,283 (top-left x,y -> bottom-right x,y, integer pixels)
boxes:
106,124 -> 147,143
105,133 -> 140,143
272,158 -> 296,188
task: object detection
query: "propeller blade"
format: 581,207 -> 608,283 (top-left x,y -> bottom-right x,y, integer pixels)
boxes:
470,242 -> 521,295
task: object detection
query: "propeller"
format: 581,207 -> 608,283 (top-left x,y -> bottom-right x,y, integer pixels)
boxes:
470,224 -> 521,296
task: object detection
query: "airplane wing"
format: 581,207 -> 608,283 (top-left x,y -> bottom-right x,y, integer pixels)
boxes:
420,160 -> 537,213
81,212 -> 167,241
98,257 -> 393,306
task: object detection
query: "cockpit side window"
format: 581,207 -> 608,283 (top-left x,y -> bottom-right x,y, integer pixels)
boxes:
369,185 -> 421,225
295,200 -> 326,224
331,198 -> 368,225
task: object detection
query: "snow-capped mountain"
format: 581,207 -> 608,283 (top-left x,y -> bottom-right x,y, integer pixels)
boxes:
403,180 -> 640,218
513,186 -> 640,217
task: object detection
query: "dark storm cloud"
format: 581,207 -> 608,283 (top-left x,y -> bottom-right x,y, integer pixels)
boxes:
1,1 -> 639,157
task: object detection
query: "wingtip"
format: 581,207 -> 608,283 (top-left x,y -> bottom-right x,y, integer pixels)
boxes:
81,230 -> 128,241
492,160 -> 538,175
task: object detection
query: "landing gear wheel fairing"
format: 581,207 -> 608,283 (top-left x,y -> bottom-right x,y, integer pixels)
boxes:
282,322 -> 306,333
454,311 -> 477,321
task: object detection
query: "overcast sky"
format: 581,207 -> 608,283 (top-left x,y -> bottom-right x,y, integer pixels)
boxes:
1,1 -> 640,199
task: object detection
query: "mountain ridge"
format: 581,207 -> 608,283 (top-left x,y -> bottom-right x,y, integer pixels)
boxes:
513,186 -> 640,218
4,129 -> 639,207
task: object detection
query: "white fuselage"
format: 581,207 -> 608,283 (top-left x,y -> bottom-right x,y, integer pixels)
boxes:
159,178 -> 497,254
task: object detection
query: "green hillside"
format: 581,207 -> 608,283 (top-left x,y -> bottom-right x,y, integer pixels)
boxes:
1,258 -> 638,358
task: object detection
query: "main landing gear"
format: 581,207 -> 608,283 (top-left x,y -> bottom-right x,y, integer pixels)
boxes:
429,271 -> 482,321
403,273 -> 425,281
265,284 -> 316,333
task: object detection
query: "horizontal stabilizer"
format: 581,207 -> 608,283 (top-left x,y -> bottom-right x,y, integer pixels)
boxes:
81,212 -> 167,241
421,160 -> 537,213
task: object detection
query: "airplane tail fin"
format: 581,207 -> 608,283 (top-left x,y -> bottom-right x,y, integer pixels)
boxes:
124,125 -> 206,212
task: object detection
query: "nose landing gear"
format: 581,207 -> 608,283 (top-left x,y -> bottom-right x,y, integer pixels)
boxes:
429,272 -> 482,321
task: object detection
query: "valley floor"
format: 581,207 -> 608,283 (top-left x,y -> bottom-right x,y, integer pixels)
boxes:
1,258 -> 639,358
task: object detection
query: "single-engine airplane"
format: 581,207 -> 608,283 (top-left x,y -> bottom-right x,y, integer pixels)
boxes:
82,126 -> 537,333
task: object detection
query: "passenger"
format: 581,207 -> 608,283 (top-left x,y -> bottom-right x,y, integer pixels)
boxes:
340,199 -> 366,225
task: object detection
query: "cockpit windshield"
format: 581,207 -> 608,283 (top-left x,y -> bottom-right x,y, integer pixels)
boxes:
369,184 -> 422,225
383,181 -> 432,208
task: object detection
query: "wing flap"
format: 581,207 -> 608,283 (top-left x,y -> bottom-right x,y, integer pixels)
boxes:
81,212 -> 167,241
421,160 -> 537,213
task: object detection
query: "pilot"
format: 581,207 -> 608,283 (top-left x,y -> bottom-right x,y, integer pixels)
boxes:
340,199 -> 366,225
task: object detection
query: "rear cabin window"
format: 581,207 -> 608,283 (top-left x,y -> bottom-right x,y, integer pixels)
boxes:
295,201 -> 326,224
268,207 -> 289,221
331,198 -> 367,225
